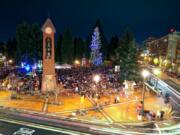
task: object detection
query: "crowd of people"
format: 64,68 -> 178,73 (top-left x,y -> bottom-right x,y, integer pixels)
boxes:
0,68 -> 41,95
0,66 -> 126,97
56,66 -> 124,97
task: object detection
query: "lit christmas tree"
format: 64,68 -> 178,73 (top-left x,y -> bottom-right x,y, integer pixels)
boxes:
90,27 -> 103,66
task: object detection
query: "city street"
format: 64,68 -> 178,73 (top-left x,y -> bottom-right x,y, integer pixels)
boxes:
161,75 -> 180,93
0,118 -> 87,135
0,108 -> 163,135
0,107 -> 178,135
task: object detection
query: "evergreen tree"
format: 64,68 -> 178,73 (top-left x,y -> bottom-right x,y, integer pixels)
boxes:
74,37 -> 86,59
86,34 -> 91,59
90,27 -> 103,66
30,23 -> 42,62
107,35 -> 118,61
16,22 -> 42,64
16,22 -> 30,63
95,19 -> 108,60
87,19 -> 108,60
115,29 -> 140,82
6,38 -> 17,60
61,29 -> 74,64
74,37 -> 78,59
55,34 -> 62,63
0,41 -> 5,54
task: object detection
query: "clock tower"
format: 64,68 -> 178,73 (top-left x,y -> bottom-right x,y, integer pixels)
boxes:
41,18 -> 56,93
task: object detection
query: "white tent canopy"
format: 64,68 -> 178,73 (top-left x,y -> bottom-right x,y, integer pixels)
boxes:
55,64 -> 72,69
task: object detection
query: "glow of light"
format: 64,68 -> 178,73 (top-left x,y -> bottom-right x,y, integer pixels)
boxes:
163,59 -> 168,66
153,68 -> 161,76
8,59 -> 13,64
38,63 -> 42,68
93,75 -> 101,83
170,28 -> 175,33
141,70 -> 150,78
74,60 -> 80,65
25,64 -> 31,72
144,56 -> 148,61
2,56 -> 6,60
45,27 -> 52,34
32,63 -> 37,70
94,98 -> 98,102
153,58 -> 159,65
21,62 -> 25,68
140,54 -> 144,57
72,112 -> 76,116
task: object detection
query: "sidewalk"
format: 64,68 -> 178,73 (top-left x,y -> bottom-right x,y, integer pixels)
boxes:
0,89 -> 172,124
0,91 -> 44,112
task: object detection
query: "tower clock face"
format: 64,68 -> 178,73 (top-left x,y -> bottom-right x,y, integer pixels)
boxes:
45,27 -> 52,34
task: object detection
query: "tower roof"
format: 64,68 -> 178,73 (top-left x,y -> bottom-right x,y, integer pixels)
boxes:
41,18 -> 56,33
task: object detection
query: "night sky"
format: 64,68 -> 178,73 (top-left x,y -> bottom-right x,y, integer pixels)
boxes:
0,0 -> 180,42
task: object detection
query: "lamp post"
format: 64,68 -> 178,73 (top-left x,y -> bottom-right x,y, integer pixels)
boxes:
93,75 -> 101,106
141,70 -> 150,116
74,60 -> 80,67
93,74 -> 101,84
93,74 -> 101,95
8,59 -> 13,64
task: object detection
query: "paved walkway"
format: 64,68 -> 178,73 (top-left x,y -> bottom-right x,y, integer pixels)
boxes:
0,89 -> 172,123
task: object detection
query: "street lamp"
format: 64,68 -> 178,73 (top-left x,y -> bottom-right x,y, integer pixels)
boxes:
93,75 -> 101,107
93,74 -> 101,83
153,58 -> 159,65
142,70 -> 150,78
141,69 -> 150,117
140,53 -> 145,57
8,59 -> 13,64
153,68 -> 161,76
74,60 -> 80,65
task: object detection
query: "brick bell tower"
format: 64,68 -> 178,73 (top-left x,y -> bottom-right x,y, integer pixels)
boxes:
41,18 -> 56,93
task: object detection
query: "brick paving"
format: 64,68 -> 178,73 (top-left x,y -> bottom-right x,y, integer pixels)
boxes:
0,89 -> 172,123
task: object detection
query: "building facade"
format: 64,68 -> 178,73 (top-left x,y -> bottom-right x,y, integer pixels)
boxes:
175,39 -> 180,73
145,31 -> 180,73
